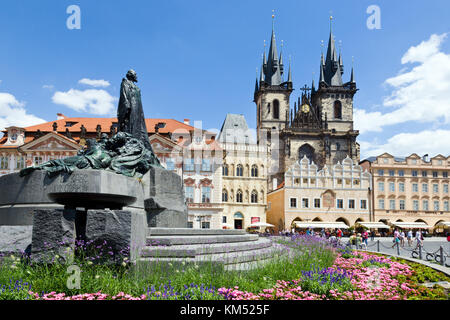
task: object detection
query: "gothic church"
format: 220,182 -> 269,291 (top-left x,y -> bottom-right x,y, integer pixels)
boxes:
254,19 -> 360,188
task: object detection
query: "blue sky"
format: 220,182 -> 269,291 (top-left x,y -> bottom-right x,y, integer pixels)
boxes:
0,0 -> 449,158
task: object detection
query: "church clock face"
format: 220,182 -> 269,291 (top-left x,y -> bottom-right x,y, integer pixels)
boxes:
301,104 -> 310,113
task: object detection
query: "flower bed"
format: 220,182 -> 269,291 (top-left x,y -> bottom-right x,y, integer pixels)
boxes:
217,250 -> 449,300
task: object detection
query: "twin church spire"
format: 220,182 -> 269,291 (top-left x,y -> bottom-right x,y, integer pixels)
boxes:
256,14 -> 355,97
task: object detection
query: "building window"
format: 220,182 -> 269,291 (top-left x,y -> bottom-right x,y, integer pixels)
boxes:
399,200 -> 405,210
413,200 -> 419,211
399,183 -> 405,192
16,157 -> 25,170
302,198 -> 309,208
378,170 -> 384,176
389,170 -> 395,176
444,184 -> 449,193
201,187 -> 211,203
0,156 -> 8,169
389,182 -> 395,192
222,216 -> 227,223
422,184 -> 428,193
333,100 -> 342,119
201,221 -> 210,229
236,190 -> 243,203
423,200 -> 429,211
443,172 -> 448,178
273,99 -> 280,119
187,222 -> 194,228
422,171 -> 427,177
201,159 -> 211,172
184,158 -> 195,171
314,198 -> 321,208
251,191 -> 258,203
432,171 -> 438,178
290,198 -> 297,208
444,201 -> 449,211
433,184 -> 439,193
412,183 -> 418,192
185,186 -> 194,203
398,170 -> 404,177
433,201 -> 439,211
378,182 -> 385,191
378,199 -> 385,209
165,158 -> 175,171
361,199 -> 367,209
337,199 -> 344,209
348,199 -> 355,209
222,189 -> 228,202
412,170 -> 418,177
222,165 -> 229,176
33,156 -> 43,166
389,200 -> 395,210
236,164 -> 243,177
251,165 -> 258,177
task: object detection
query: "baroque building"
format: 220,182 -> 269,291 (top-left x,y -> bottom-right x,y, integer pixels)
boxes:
218,114 -> 268,229
254,19 -> 360,190
360,153 -> 450,229
267,155 -> 371,233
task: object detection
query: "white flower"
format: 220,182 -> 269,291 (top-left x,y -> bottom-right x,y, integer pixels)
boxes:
95,275 -> 100,279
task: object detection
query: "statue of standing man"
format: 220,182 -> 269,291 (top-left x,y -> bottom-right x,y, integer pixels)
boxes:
117,69 -> 153,151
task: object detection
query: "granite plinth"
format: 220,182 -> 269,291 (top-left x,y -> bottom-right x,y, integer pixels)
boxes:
30,209 -> 76,263
145,167 -> 187,228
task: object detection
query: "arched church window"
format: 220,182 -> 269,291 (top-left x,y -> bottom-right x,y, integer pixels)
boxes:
223,164 -> 229,176
251,165 -> 258,177
236,190 -> 243,203
222,189 -> 228,202
236,164 -> 243,177
298,144 -> 315,163
251,190 -> 258,203
273,99 -> 280,119
334,100 -> 342,119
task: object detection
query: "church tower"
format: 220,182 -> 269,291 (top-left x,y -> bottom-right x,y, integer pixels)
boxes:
254,15 -> 293,142
310,18 -> 360,165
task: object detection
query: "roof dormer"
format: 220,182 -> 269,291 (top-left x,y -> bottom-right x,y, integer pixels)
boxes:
4,127 -> 25,146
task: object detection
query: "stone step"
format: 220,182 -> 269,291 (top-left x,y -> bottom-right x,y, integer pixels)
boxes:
141,238 -> 272,258
146,234 -> 259,246
137,245 -> 281,269
148,228 -> 247,236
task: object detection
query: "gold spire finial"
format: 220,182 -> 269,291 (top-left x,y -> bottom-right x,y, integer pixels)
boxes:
272,9 -> 275,19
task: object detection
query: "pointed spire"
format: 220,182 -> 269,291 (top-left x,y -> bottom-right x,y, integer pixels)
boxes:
350,56 -> 355,84
264,10 -> 283,86
254,68 -> 259,94
323,16 -> 343,86
287,55 -> 292,83
319,61 -> 325,83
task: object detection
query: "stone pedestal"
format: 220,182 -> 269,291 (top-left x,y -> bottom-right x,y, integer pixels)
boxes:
30,209 -> 76,263
145,167 -> 187,228
85,209 -> 146,262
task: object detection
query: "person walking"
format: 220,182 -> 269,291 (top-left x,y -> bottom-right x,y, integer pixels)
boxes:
400,230 -> 405,247
391,228 -> 400,249
407,229 -> 413,247
362,230 -> 369,250
370,229 -> 375,241
415,229 -> 423,249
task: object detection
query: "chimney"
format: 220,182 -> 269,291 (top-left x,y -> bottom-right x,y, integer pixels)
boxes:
184,119 -> 190,125
272,178 -> 278,191
57,113 -> 66,120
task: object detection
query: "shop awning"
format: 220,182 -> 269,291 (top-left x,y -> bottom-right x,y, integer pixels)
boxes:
356,222 -> 390,229
391,222 -> 430,229
435,221 -> 450,228
248,222 -> 275,228
294,221 -> 350,229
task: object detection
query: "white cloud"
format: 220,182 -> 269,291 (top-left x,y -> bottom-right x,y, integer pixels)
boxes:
355,33 -> 450,134
0,92 -> 46,132
42,84 -> 54,90
360,129 -> 450,159
52,89 -> 117,115
78,78 -> 110,88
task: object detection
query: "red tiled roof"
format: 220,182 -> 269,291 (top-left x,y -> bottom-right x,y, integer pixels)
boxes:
20,117 -> 196,135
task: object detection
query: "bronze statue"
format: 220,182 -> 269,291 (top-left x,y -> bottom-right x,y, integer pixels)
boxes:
117,69 -> 153,151
20,71 -> 161,178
